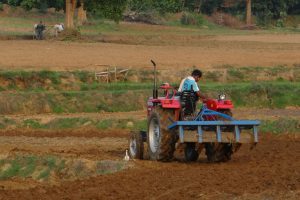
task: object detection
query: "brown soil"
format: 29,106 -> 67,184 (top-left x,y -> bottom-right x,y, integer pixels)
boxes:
0,108 -> 299,199
0,33 -> 299,71
0,133 -> 299,199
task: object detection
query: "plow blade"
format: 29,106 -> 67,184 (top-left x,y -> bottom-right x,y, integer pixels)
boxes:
168,120 -> 260,143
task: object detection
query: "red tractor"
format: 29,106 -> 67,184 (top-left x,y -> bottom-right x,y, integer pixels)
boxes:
129,61 -> 260,162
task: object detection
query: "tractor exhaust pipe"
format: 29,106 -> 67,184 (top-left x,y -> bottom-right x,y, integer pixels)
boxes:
151,60 -> 158,99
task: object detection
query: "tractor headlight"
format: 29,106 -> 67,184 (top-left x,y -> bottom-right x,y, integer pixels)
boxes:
219,94 -> 226,100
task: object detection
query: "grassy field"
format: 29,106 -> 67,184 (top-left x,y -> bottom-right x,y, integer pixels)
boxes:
0,13 -> 299,39
0,115 -> 298,135
0,69 -> 298,133
0,67 -> 299,115
0,80 -> 299,114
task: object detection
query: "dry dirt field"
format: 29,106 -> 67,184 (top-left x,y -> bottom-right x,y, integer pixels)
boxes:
0,34 -> 299,71
0,32 -> 299,199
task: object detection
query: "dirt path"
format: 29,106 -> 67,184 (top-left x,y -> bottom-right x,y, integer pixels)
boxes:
0,34 -> 299,71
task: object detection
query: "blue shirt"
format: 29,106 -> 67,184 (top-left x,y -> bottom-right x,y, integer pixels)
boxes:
178,76 -> 199,92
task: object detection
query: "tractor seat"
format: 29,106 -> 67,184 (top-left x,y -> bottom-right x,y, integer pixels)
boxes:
180,90 -> 199,115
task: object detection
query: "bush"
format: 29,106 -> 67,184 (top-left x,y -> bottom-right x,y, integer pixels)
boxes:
153,0 -> 181,14
0,3 -> 3,11
20,0 -> 37,11
7,0 -> 21,7
180,12 -> 205,26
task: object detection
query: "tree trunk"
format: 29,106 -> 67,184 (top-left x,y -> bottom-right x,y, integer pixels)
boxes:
65,0 -> 71,28
194,0 -> 202,13
65,0 -> 77,28
246,0 -> 252,25
78,1 -> 87,26
181,0 -> 186,11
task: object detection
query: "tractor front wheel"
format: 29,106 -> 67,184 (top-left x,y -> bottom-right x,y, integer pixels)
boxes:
147,108 -> 176,161
129,131 -> 144,159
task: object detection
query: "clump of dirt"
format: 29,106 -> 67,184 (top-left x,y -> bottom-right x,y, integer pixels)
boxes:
56,28 -> 81,41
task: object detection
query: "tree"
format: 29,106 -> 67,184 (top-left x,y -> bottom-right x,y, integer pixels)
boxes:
77,0 -> 87,26
65,0 -> 76,28
246,0 -> 251,25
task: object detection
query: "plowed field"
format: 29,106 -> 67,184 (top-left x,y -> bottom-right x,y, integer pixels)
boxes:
0,131 -> 299,200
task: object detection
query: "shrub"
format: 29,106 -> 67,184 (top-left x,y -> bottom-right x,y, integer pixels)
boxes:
20,0 -> 37,11
38,70 -> 61,85
23,119 -> 44,129
180,12 -> 205,26
7,0 -> 21,7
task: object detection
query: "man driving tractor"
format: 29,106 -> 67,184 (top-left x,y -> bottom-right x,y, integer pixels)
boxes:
178,69 -> 207,100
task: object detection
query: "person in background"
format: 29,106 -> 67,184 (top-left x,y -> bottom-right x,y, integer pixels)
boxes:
35,21 -> 46,40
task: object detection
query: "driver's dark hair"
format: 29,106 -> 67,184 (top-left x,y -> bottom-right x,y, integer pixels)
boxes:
191,69 -> 202,78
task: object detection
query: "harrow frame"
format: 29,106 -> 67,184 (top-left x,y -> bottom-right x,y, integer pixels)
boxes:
168,106 -> 260,144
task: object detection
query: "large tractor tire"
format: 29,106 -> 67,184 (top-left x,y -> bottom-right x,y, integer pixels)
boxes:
129,131 -> 144,159
205,143 -> 233,162
147,108 -> 176,161
184,143 -> 199,162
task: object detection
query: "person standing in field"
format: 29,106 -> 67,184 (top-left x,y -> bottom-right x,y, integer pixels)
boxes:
35,21 -> 46,40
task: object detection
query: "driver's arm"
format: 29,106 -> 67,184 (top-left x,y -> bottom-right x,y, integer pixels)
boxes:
193,82 -> 206,100
196,91 -> 207,100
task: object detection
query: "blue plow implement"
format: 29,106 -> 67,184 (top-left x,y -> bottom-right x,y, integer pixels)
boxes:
168,120 -> 260,143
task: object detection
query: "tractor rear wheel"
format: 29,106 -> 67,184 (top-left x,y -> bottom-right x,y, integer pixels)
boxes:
205,143 -> 233,162
147,108 -> 176,161
129,131 -> 144,159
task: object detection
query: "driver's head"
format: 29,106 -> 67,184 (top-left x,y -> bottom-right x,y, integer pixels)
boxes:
191,69 -> 202,82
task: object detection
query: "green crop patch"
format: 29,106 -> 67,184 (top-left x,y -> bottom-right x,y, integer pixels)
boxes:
45,118 -> 91,129
0,154 -> 129,182
23,119 -> 45,129
201,81 -> 300,108
261,118 -> 300,134
96,160 -> 128,175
